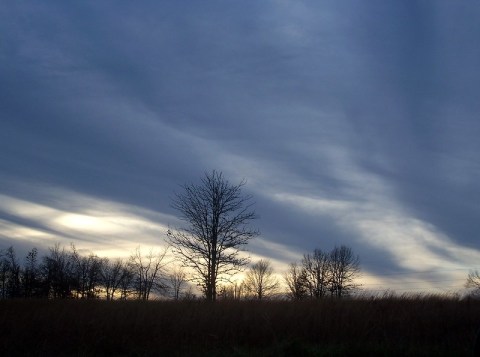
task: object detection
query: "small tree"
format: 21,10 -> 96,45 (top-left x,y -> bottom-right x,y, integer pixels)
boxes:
302,249 -> 330,299
0,247 -> 21,299
129,246 -> 168,300
329,245 -> 360,297
22,248 -> 40,298
243,259 -> 279,300
118,264 -> 135,300
168,266 -> 187,300
465,270 -> 480,294
40,243 -> 75,299
6,247 -> 21,298
101,258 -> 127,301
0,249 -> 7,299
284,262 -> 308,300
285,245 -> 361,300
168,170 -> 258,301
217,283 -> 236,300
70,246 -> 103,299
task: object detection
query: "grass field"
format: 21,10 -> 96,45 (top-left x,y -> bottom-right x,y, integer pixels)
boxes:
1,295 -> 479,356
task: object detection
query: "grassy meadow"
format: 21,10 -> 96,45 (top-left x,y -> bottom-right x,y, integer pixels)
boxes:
1,295 -> 479,356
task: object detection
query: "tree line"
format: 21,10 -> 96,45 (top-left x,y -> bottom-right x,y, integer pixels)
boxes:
5,163 -> 478,300
0,170 -> 364,301
0,242 -> 361,301
0,244 -> 174,300
215,245 -> 361,301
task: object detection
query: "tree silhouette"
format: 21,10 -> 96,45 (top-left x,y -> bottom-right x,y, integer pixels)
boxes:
243,259 -> 279,299
302,249 -> 330,299
168,170 -> 258,301
168,266 -> 187,300
465,270 -> 480,294
71,246 -> 103,299
284,262 -> 308,300
0,247 -> 21,299
22,248 -> 39,298
328,245 -> 360,297
286,245 -> 361,299
40,244 -> 75,299
101,258 -> 127,301
129,246 -> 168,300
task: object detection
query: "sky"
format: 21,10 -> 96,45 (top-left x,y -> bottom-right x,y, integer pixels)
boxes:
1,1 -> 480,294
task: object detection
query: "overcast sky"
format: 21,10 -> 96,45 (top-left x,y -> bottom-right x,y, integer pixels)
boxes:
1,1 -> 480,294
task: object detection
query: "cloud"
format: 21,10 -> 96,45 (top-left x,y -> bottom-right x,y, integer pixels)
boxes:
0,187 -> 174,258
1,1 -> 480,293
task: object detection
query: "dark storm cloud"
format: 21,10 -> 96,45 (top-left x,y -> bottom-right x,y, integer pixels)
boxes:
340,1 -> 480,249
1,1 -> 480,291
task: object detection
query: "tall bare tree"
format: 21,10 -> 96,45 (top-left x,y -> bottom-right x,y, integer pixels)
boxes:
243,259 -> 279,300
167,170 -> 258,301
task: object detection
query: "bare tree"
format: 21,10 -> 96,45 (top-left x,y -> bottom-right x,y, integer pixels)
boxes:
40,243 -> 75,299
329,245 -> 360,297
168,266 -> 187,300
22,248 -> 39,298
243,259 -> 279,300
465,270 -> 480,293
129,246 -> 168,300
70,246 -> 103,299
101,258 -> 127,301
284,262 -> 308,300
167,170 -> 258,301
302,249 -> 330,299
0,247 -> 21,299
284,246 -> 361,300
182,285 -> 197,300
217,283 -> 235,300
217,281 -> 244,300
0,249 -> 6,299
118,264 -> 135,300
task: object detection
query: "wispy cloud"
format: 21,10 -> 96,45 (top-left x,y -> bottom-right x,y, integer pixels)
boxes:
1,1 -> 480,293
0,188 -> 173,258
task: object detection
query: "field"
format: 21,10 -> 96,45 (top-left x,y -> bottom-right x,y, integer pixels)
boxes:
1,295 -> 479,356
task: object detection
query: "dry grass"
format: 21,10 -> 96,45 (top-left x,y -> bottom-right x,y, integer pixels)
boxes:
0,295 -> 479,356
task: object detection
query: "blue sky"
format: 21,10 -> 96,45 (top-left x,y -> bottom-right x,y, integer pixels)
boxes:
1,1 -> 480,294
